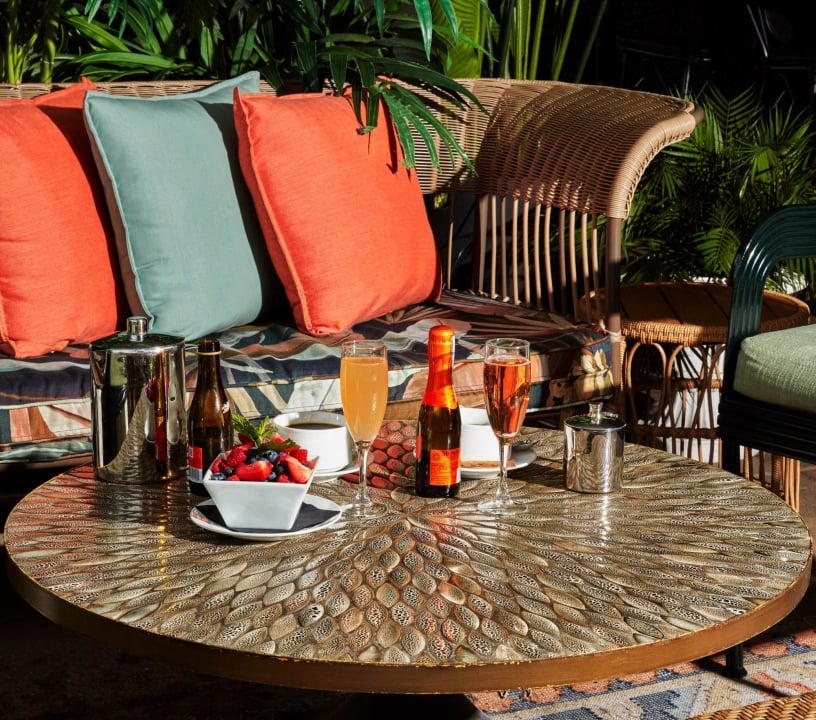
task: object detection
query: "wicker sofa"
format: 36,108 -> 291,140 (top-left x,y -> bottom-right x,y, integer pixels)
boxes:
0,76 -> 699,477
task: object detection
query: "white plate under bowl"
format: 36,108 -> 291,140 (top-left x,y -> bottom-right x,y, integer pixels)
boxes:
460,446 -> 537,479
190,495 -> 341,541
313,459 -> 360,478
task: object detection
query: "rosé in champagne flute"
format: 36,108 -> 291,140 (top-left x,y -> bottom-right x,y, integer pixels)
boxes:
478,339 -> 531,515
484,355 -> 531,439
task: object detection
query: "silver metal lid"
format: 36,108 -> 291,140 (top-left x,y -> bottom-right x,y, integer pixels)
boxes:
90,316 -> 184,354
565,402 -> 626,432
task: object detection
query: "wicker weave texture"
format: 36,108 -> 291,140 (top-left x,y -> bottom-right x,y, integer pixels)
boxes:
687,692 -> 816,720
0,79 -> 277,99
412,79 -> 700,329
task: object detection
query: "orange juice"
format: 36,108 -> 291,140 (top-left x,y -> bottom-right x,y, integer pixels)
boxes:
340,355 -> 388,442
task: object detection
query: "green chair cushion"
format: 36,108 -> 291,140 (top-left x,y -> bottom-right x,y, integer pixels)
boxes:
733,323 -> 816,413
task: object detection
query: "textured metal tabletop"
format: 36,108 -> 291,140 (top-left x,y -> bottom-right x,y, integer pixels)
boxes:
5,423 -> 811,694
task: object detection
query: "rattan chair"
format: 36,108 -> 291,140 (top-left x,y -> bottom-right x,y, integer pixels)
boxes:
687,691 -> 816,720
2,78 -> 701,399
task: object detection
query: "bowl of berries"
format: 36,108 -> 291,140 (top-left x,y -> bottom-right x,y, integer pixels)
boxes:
203,416 -> 318,531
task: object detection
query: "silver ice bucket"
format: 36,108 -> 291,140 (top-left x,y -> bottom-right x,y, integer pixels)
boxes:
90,316 -> 187,483
564,402 -> 625,493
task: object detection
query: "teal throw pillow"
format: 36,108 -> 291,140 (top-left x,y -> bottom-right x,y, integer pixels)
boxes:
83,72 -> 284,339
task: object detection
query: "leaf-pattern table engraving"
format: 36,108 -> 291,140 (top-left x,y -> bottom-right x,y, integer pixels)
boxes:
5,424 -> 811,698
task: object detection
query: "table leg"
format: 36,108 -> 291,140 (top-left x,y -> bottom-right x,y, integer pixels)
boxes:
319,693 -> 489,720
725,644 -> 747,678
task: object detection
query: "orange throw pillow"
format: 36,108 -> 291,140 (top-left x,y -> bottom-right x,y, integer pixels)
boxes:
0,79 -> 125,357
233,91 -> 441,335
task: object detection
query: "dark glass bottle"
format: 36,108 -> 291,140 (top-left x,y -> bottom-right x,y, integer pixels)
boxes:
415,325 -> 461,498
187,339 -> 233,496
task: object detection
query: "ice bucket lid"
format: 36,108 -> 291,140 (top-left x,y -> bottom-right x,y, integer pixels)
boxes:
90,316 -> 184,355
565,402 -> 625,432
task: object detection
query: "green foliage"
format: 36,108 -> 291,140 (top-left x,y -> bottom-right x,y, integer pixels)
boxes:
1,0 -> 479,169
439,0 -> 608,81
1,0 -> 65,83
623,86 -> 816,290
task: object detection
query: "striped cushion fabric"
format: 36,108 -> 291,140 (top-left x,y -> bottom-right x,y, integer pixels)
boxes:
0,292 -> 612,464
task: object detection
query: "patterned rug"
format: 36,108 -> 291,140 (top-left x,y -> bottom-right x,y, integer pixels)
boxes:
471,634 -> 816,718
470,576 -> 816,719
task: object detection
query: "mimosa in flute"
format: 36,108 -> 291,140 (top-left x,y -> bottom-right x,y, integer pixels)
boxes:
340,340 -> 388,518
478,338 -> 531,515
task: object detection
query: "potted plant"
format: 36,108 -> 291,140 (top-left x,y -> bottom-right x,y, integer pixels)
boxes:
438,0 -> 608,81
622,85 -> 816,293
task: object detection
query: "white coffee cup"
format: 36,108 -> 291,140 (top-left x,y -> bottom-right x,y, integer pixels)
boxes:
273,411 -> 352,472
460,406 -> 501,465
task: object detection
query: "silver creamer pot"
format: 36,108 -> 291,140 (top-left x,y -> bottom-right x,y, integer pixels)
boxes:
90,316 -> 187,483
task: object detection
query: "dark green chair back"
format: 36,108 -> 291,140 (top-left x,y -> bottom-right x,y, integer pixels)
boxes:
719,204 -> 816,470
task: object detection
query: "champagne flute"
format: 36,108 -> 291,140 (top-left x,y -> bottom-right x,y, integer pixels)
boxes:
478,338 -> 531,515
340,340 -> 389,518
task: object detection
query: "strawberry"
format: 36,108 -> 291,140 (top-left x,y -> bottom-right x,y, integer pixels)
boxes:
234,459 -> 273,481
285,447 -> 309,463
224,441 -> 254,468
210,457 -> 224,474
282,454 -> 312,484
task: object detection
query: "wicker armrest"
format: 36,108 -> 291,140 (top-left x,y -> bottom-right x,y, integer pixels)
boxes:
407,79 -> 701,387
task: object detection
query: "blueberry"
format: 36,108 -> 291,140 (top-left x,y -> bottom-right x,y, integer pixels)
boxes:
246,448 -> 260,462
223,466 -> 234,477
211,472 -> 227,482
262,450 -> 279,462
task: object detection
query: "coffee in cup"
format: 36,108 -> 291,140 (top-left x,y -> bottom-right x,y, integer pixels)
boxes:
273,411 -> 353,472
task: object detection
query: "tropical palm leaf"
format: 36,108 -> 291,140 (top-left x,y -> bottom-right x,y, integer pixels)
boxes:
624,85 -> 816,289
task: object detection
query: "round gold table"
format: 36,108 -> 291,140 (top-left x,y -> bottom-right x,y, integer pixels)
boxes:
4,424 -> 812,718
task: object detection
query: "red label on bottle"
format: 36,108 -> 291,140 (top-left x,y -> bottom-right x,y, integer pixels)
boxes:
188,445 -> 203,483
428,448 -> 460,486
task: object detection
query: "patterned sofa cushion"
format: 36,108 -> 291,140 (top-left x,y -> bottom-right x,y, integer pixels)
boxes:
0,292 -> 611,464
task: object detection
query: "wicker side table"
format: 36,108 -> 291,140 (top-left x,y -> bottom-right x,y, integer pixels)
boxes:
594,282 -> 809,507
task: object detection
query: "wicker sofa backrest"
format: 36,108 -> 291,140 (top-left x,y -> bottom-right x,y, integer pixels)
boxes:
405,79 -> 701,384
0,78 -> 701,388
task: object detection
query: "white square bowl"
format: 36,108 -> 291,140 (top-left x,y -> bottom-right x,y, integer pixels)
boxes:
203,458 -> 315,530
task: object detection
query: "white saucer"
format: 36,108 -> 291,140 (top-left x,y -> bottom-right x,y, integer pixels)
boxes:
190,495 -> 342,541
313,459 -> 359,478
460,447 -> 537,479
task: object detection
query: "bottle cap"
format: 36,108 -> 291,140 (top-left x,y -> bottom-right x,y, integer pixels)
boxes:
429,325 -> 455,357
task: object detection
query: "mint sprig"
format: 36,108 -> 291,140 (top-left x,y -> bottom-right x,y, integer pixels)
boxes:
232,414 -> 296,451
